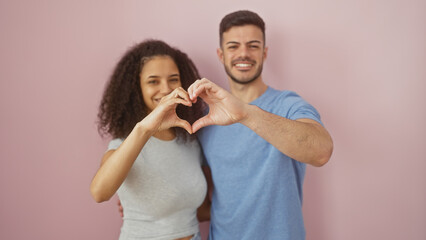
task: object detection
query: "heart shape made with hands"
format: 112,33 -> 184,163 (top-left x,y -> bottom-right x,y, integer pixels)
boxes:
173,78 -> 243,133
175,98 -> 208,134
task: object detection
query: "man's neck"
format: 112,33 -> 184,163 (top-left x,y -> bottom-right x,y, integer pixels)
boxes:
229,77 -> 268,103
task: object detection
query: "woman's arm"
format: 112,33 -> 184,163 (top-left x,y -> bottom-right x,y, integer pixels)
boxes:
90,87 -> 193,203
90,123 -> 153,203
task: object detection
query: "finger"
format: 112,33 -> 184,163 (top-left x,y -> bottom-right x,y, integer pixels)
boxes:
174,87 -> 191,102
192,115 -> 215,133
188,79 -> 202,102
164,88 -> 192,107
194,85 -> 217,104
191,81 -> 215,102
117,200 -> 124,217
175,119 -> 193,134
161,92 -> 192,107
188,78 -> 211,101
170,97 -> 192,107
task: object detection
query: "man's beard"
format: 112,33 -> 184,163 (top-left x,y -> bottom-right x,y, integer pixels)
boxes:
224,59 -> 263,85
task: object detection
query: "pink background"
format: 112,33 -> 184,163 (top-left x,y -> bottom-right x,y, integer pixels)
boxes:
1,0 -> 425,239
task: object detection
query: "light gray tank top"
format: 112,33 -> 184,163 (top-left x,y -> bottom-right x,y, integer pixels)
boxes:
108,137 -> 207,240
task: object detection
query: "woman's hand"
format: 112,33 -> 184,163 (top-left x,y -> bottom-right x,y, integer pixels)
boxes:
90,88 -> 193,203
140,87 -> 193,134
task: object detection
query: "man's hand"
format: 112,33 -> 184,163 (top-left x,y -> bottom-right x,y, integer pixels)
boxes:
188,78 -> 248,133
118,199 -> 123,218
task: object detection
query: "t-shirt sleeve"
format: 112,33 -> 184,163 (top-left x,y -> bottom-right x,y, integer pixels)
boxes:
107,138 -> 123,151
278,91 -> 323,125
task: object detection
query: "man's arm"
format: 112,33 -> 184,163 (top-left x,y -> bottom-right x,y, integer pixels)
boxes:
188,78 -> 333,167
197,166 -> 212,222
242,105 -> 333,166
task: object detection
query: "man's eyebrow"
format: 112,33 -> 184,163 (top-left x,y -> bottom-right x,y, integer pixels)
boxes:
225,41 -> 240,45
247,40 -> 262,44
226,40 -> 262,45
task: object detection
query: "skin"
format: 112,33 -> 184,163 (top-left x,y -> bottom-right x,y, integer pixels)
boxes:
90,56 -> 193,203
219,24 -> 267,86
114,24 -> 333,230
139,56 -> 193,137
90,56 -> 209,240
140,56 -> 182,117
188,25 -> 333,166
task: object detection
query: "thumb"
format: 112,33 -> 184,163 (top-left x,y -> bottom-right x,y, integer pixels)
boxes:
192,116 -> 214,133
175,119 -> 193,134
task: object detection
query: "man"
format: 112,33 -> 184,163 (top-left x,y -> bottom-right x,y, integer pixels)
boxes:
187,10 -> 333,239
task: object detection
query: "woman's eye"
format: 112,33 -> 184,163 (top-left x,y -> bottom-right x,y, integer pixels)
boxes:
169,78 -> 179,82
148,80 -> 158,84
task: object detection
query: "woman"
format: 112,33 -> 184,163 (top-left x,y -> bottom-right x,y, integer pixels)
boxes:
90,40 -> 210,240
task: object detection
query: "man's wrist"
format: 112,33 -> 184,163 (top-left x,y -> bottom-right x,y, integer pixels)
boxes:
239,104 -> 258,127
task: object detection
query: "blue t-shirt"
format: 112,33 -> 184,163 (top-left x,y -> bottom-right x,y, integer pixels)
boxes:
197,87 -> 322,240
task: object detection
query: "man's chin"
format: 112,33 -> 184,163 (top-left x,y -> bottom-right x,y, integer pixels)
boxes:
228,71 -> 261,84
225,66 -> 262,84
229,76 -> 257,85
225,66 -> 262,85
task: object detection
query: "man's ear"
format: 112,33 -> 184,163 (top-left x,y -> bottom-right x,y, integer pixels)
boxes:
217,48 -> 224,64
263,46 -> 268,60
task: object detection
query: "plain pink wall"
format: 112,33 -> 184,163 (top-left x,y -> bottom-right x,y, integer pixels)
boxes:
1,1 -> 425,239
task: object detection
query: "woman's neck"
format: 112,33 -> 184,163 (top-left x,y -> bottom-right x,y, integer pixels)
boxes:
153,128 -> 176,141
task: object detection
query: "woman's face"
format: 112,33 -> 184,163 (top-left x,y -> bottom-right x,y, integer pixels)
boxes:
139,56 -> 182,112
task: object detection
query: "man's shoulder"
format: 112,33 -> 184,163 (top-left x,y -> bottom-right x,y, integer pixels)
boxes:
258,86 -> 303,104
268,86 -> 300,97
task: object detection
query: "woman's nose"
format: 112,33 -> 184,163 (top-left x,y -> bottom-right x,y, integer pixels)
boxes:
159,81 -> 172,94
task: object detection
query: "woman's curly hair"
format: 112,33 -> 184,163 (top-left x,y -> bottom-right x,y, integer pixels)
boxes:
97,39 -> 205,140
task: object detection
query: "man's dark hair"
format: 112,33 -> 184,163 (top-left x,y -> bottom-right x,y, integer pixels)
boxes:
219,10 -> 265,46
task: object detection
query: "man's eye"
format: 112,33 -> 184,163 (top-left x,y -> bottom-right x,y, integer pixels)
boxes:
228,46 -> 237,49
249,45 -> 259,49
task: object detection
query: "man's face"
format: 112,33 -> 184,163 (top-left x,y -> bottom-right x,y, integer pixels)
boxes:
218,25 -> 268,84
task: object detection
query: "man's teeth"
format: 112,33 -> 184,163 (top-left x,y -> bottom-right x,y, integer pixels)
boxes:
235,63 -> 252,67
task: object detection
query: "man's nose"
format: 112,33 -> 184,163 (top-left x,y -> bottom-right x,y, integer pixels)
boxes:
239,45 -> 249,58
